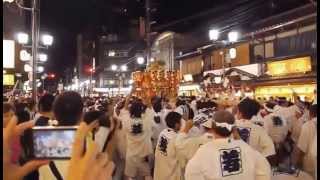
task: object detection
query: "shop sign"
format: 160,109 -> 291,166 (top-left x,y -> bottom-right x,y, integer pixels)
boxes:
3,74 -> 14,85
3,40 -> 15,68
266,57 -> 311,76
183,74 -> 193,82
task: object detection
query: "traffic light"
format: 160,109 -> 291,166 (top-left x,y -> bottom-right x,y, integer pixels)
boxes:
48,73 -> 55,78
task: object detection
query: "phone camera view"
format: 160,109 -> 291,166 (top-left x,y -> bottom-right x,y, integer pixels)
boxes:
33,129 -> 76,159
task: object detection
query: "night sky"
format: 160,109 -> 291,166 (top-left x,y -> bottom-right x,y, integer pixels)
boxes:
39,0 -> 310,79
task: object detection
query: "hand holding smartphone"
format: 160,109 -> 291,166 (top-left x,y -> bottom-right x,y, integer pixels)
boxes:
31,126 -> 79,160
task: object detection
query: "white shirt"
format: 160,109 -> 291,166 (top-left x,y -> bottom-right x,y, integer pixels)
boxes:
297,118 -> 317,176
271,170 -> 313,180
176,132 -> 214,168
95,127 -> 110,152
39,160 -> 69,180
151,109 -> 168,148
185,138 -> 271,180
236,119 -> 275,157
190,100 -> 198,115
263,113 -> 289,144
154,128 -> 182,180
123,108 -> 154,158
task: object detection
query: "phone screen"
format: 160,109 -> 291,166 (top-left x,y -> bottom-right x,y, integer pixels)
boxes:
32,127 -> 77,159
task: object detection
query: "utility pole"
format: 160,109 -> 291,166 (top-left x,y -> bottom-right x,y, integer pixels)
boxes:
31,0 -> 40,102
145,0 -> 151,65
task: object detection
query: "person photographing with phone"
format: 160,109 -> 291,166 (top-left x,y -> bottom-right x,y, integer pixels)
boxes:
3,115 -> 115,180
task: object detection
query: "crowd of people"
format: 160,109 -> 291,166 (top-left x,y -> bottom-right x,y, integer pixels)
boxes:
3,90 -> 317,180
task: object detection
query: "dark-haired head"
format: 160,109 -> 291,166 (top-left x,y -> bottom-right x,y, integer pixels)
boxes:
309,104 -> 317,119
165,111 -> 182,131
83,110 -> 104,125
38,94 -> 55,113
212,110 -> 235,137
3,103 -> 15,127
176,99 -> 185,107
130,101 -> 146,118
237,98 -> 261,120
53,91 -> 83,126
152,98 -> 162,113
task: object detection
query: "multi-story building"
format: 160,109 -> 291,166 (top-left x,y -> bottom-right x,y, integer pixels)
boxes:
96,33 -> 145,92
3,2 -> 27,91
175,3 -> 316,99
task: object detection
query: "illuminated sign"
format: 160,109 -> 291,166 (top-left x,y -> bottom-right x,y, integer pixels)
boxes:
183,74 -> 193,82
3,74 -> 15,85
255,84 -> 316,96
267,57 -> 311,76
3,40 -> 15,68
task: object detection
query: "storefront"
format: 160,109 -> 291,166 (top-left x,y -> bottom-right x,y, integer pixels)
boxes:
255,84 -> 316,101
178,83 -> 201,96
93,87 -> 132,97
253,56 -> 316,101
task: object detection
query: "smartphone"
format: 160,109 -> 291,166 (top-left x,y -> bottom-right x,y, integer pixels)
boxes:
31,126 -> 78,160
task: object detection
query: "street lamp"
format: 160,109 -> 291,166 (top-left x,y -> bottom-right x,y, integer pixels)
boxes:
20,50 -> 31,61
121,65 -> 128,72
228,31 -> 239,43
229,48 -> 237,59
24,64 -> 32,72
209,29 -> 219,41
42,34 -> 53,46
17,33 -> 29,44
37,66 -> 44,73
39,53 -> 48,62
111,64 -> 118,71
137,56 -> 145,64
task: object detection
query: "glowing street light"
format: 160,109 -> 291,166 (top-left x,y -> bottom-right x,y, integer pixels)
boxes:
121,65 -> 128,71
17,33 -> 29,44
129,79 -> 134,84
229,48 -> 237,59
111,64 -> 118,71
42,34 -> 54,46
209,29 -> 219,41
24,64 -> 32,72
137,56 -> 145,64
228,31 -> 239,43
39,53 -> 48,62
20,50 -> 31,61
37,66 -> 44,73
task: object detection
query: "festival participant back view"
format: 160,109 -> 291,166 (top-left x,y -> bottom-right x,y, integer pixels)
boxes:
185,110 -> 271,180
154,112 -> 183,180
122,99 -> 154,180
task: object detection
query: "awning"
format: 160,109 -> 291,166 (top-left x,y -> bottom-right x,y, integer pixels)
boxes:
203,63 -> 261,77
179,84 -> 200,91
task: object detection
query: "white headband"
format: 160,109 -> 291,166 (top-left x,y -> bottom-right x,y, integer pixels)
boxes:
215,122 -> 234,131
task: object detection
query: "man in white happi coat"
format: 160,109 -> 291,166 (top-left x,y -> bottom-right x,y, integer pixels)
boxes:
185,110 -> 271,180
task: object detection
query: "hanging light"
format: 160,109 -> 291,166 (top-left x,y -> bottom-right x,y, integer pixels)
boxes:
228,31 -> 239,43
17,33 -> 29,44
137,56 -> 145,64
111,64 -> 118,71
214,76 -> 222,84
209,29 -> 219,41
42,34 -> 54,46
39,53 -> 48,62
229,48 -> 237,59
20,50 -> 31,61
121,65 -> 128,71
